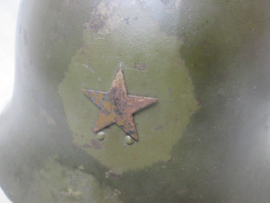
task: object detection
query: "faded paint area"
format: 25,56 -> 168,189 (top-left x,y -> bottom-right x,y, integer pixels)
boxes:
83,0 -> 124,36
27,158 -> 122,203
59,0 -> 199,173
165,0 -> 182,13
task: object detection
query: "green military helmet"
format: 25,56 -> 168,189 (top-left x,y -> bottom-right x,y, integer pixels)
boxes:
1,0 -> 270,202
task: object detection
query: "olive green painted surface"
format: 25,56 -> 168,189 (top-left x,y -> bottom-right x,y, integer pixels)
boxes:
1,0 -> 270,202
59,0 -> 199,173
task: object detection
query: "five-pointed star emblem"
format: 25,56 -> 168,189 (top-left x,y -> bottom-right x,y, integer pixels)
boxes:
82,66 -> 158,141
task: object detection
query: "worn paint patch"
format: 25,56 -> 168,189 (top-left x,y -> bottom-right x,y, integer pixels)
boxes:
27,158 -> 122,202
59,0 -> 199,173
83,0 -> 124,36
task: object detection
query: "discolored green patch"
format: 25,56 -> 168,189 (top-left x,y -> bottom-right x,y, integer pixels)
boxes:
59,0 -> 199,173
27,158 -> 122,203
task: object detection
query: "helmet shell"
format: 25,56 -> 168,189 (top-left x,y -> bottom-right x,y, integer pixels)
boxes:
1,0 -> 270,202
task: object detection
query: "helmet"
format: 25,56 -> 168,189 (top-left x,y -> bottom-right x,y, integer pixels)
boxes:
1,0 -> 270,202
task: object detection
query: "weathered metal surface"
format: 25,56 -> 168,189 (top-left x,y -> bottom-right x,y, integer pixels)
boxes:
82,66 -> 158,141
3,0 -> 270,202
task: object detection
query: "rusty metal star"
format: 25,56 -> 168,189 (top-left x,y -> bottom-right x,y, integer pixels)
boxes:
82,66 -> 158,141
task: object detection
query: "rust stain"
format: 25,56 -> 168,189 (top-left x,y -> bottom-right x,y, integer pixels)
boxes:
82,66 -> 158,141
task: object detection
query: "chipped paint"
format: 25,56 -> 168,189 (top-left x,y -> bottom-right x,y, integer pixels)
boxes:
91,139 -> 102,149
106,170 -> 122,179
82,63 -> 95,73
132,63 -> 147,71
